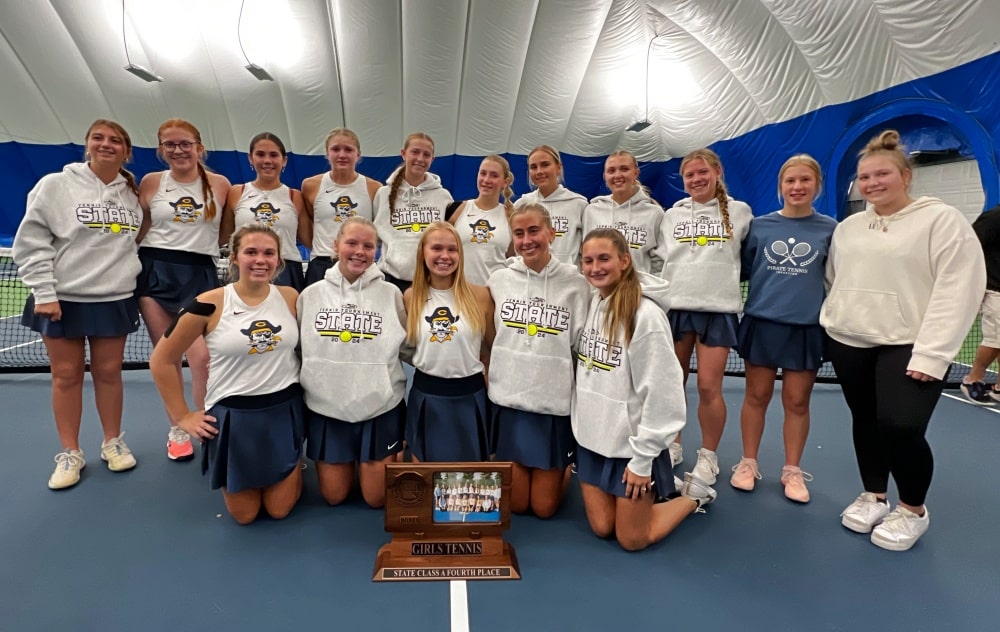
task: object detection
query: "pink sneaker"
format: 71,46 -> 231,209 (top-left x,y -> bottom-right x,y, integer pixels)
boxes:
167,426 -> 194,461
730,457 -> 761,491
781,465 -> 813,503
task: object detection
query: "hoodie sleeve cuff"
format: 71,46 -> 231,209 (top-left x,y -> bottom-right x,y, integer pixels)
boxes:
32,287 -> 57,304
906,353 -> 949,381
626,454 -> 653,478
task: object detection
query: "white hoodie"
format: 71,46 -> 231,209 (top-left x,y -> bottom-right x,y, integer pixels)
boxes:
373,169 -> 453,281
655,195 -> 752,313
515,185 -> 588,265
820,196 -> 985,379
13,162 -> 141,304
487,255 -> 590,415
297,263 -> 408,421
572,273 -> 686,477
583,189 -> 664,273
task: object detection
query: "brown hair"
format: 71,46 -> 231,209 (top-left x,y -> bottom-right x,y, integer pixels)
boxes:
777,154 -> 823,203
858,129 -> 911,183
325,127 -> 361,153
157,118 -> 218,221
389,132 -> 435,216
227,224 -> 284,281
582,228 -> 641,346
86,119 -> 138,197
405,221 -> 484,344
681,148 -> 730,237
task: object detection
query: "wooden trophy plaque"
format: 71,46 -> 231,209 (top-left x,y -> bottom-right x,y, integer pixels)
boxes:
373,462 -> 520,582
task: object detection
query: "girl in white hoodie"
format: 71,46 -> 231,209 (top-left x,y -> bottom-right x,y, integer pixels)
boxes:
374,133 -> 454,292
14,119 -> 142,490
582,150 -> 664,274
574,228 -> 714,551
655,148 -> 752,482
822,130 -> 984,551
514,145 -> 588,265
297,217 -> 407,508
487,204 -> 590,517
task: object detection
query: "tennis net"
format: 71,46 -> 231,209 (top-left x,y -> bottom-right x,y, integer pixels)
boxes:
0,247 -> 984,384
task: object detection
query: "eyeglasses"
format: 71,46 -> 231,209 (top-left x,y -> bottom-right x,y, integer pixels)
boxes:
159,141 -> 197,151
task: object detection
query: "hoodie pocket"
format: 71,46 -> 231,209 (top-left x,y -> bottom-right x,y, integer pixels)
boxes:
488,346 -> 574,415
573,386 -> 632,456
301,358 -> 395,421
821,289 -> 910,343
664,261 -> 741,311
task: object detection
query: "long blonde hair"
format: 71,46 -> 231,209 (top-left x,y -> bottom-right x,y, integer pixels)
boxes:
583,228 -> 641,347
405,221 -> 484,344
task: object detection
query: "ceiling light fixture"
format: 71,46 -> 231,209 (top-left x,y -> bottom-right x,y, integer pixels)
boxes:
627,35 -> 662,132
121,0 -> 162,82
238,0 -> 273,81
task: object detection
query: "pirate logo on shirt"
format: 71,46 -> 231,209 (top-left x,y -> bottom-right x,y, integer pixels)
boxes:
332,195 -> 358,222
251,202 -> 280,227
469,218 -> 496,244
240,319 -> 283,354
426,306 -> 459,342
169,196 -> 203,223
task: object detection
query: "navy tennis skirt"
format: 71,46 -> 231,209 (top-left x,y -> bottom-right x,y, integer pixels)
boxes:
668,309 -> 739,347
136,247 -> 219,313
405,370 -> 490,462
576,445 -> 676,499
273,260 -> 306,292
735,314 -> 824,371
202,383 -> 305,493
304,256 -> 335,286
22,295 -> 139,338
491,404 -> 576,471
306,400 -> 405,464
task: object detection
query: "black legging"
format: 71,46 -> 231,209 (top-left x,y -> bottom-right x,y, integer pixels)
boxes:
826,339 -> 944,507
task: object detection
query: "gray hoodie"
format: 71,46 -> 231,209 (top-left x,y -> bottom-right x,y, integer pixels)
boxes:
487,255 -> 590,416
373,169 -> 453,281
583,189 -> 664,273
515,185 -> 588,265
572,273 -> 686,477
13,162 -> 141,304
655,195 -> 752,313
297,263 -> 408,421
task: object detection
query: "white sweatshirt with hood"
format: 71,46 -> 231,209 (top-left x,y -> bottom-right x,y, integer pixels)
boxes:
515,185 -> 588,265
297,263 -> 408,421
820,196 -> 985,379
487,255 -> 590,416
583,189 -> 664,273
655,195 -> 752,313
13,162 -> 141,304
572,273 -> 686,477
373,168 -> 453,281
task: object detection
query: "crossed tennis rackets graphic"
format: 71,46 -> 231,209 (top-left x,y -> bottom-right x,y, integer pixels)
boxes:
770,239 -> 812,265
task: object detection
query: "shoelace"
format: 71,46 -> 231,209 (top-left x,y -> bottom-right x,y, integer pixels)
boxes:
168,426 -> 190,443
732,459 -> 762,480
781,467 -> 814,485
104,434 -> 132,456
54,452 -> 82,469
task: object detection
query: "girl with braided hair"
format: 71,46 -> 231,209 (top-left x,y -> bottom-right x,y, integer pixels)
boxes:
136,118 -> 232,462
373,132 -> 454,292
448,155 -> 515,285
654,148 -> 752,480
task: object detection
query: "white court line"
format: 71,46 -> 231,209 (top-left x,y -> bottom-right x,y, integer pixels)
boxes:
0,338 -> 42,353
450,580 -> 470,632
941,391 -> 1000,414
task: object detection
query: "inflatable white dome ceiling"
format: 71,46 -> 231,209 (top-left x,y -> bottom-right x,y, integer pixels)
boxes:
2,0 -> 999,241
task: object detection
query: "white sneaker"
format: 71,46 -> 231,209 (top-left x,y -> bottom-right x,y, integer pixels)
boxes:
48,449 -> 86,490
681,472 -> 717,511
100,433 -> 137,472
871,506 -> 930,551
840,492 -> 890,533
691,448 -> 719,485
668,441 -> 683,467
